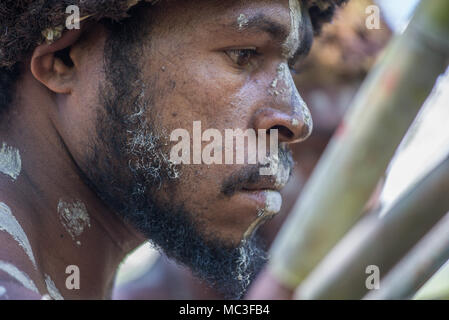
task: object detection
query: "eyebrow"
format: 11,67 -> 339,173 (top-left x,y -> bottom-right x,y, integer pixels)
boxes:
232,13 -> 313,64
240,14 -> 290,42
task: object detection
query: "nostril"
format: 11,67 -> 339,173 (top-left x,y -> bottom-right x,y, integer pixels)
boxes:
271,125 -> 294,140
253,108 -> 310,143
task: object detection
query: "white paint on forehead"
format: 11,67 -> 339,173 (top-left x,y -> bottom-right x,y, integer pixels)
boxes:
283,0 -> 302,59
0,286 -> 6,297
0,142 -> 22,180
0,202 -> 37,269
0,261 -> 39,294
58,199 -> 91,246
44,274 -> 64,300
237,13 -> 249,29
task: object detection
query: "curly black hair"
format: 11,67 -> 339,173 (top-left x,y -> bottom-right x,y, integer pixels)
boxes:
0,0 -> 347,112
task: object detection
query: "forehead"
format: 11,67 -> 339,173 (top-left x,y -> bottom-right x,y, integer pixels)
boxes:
155,0 -> 309,58
161,0 -> 301,33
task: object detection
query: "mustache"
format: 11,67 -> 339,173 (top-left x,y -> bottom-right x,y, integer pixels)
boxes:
221,147 -> 294,197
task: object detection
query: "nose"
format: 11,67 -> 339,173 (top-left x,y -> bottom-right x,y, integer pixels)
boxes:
253,63 -> 313,143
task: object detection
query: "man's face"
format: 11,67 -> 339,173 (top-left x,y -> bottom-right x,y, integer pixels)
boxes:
67,0 -> 313,297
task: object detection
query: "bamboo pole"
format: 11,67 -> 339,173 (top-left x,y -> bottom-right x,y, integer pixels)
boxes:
293,154 -> 449,299
265,0 -> 449,292
364,212 -> 449,300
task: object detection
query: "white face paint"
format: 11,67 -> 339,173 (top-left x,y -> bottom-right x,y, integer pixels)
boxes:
0,261 -> 39,294
270,66 -> 313,140
243,191 -> 284,240
57,199 -> 91,246
237,13 -> 249,29
283,0 -> 302,59
270,63 -> 293,100
268,0 -> 313,140
291,118 -> 300,126
300,101 -> 313,140
261,145 -> 291,189
0,202 -> 37,269
274,161 -> 291,189
263,190 -> 283,215
44,274 -> 64,300
0,142 -> 21,180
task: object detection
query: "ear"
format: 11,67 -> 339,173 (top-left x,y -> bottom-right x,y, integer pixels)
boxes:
31,28 -> 84,94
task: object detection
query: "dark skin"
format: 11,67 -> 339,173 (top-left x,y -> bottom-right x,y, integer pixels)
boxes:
0,0 -> 313,299
114,83 -> 347,300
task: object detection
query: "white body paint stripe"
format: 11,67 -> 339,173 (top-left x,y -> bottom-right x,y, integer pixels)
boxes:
0,261 -> 39,294
58,199 -> 91,246
44,274 -> 64,300
283,0 -> 302,59
0,202 -> 37,269
0,142 -> 22,180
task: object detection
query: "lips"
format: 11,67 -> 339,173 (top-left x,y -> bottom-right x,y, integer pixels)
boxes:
221,150 -> 292,241
238,163 -> 290,240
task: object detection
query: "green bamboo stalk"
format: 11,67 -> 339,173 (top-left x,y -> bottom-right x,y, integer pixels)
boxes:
364,211 -> 449,300
267,0 -> 449,290
292,154 -> 449,299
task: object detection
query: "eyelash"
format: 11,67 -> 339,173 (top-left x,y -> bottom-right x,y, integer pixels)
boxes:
225,48 -> 260,68
225,48 -> 300,75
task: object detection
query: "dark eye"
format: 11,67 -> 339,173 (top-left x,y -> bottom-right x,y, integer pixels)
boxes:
225,48 -> 259,67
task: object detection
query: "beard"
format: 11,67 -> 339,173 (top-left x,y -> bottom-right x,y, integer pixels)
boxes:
81,25 -> 267,299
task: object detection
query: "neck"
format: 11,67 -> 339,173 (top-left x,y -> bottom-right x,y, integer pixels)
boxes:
0,74 -> 143,299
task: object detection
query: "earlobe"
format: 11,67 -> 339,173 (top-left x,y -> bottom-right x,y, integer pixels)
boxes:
30,29 -> 83,94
